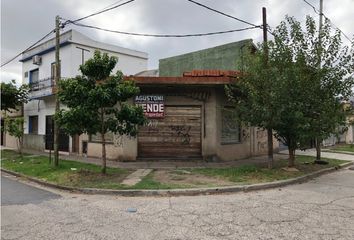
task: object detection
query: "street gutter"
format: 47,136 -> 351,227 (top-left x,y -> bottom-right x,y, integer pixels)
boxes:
1,161 -> 352,197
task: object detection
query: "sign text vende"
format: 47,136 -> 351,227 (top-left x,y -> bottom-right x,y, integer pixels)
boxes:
135,95 -> 164,118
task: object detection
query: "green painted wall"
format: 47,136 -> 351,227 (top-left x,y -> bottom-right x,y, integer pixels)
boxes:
159,39 -> 254,77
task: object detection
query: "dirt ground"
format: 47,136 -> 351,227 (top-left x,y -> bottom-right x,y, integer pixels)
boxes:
152,169 -> 234,187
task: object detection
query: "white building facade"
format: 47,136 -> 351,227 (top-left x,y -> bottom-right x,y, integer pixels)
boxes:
21,29 -> 148,153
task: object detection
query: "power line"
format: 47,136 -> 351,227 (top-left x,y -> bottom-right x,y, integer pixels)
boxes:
1,29 -> 55,68
97,0 -> 127,13
302,0 -> 353,43
303,0 -> 320,14
70,21 -> 260,37
186,0 -> 261,29
325,18 -> 353,44
65,0 -> 135,25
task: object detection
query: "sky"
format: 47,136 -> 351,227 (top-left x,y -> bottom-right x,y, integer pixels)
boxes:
1,0 -> 353,85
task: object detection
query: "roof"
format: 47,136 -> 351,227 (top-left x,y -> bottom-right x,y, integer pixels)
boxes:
134,69 -> 159,77
183,70 -> 240,77
126,70 -> 239,85
20,29 -> 148,62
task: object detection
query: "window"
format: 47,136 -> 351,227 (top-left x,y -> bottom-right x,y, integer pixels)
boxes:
221,107 -> 241,144
29,69 -> 39,91
51,62 -> 57,80
29,69 -> 39,83
28,116 -> 38,134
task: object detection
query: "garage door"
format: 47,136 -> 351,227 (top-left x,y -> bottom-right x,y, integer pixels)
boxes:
138,106 -> 201,158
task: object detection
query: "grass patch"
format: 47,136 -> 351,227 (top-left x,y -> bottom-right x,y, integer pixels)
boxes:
190,155 -> 349,184
1,149 -> 130,189
1,150 -> 350,189
130,172 -> 189,190
329,144 -> 354,153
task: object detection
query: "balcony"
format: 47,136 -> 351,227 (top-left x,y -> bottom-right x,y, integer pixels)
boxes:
29,77 -> 55,99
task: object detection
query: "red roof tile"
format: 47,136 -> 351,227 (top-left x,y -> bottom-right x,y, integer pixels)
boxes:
125,69 -> 240,85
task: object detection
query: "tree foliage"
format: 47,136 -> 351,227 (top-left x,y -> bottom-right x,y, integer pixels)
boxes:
227,16 -> 354,167
1,80 -> 29,112
56,50 -> 146,173
4,117 -> 25,155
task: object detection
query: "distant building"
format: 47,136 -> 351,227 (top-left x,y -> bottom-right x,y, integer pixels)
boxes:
1,108 -> 23,149
323,100 -> 354,146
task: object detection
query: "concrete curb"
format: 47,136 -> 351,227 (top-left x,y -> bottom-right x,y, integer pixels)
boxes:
1,162 -> 353,197
322,149 -> 354,155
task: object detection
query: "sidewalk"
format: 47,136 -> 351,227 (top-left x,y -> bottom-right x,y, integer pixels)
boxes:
279,148 -> 354,162
4,147 -> 353,170
3,147 -> 290,169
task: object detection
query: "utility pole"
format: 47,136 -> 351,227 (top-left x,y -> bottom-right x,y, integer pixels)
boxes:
315,0 -> 324,162
262,7 -> 273,169
53,15 -> 61,167
319,0 -> 324,35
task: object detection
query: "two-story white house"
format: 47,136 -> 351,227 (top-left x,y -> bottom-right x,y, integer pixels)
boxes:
21,29 -> 148,154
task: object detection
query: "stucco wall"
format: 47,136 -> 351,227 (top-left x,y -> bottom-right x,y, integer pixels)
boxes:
81,92 -> 207,161
4,133 -> 18,149
1,110 -> 23,149
87,142 -> 123,160
21,84 -> 279,161
214,88 -> 278,161
344,116 -> 354,144
23,134 -> 45,151
78,87 -> 279,161
82,135 -> 137,161
22,35 -> 148,151
70,43 -> 147,77
159,39 -> 253,77
345,124 -> 354,144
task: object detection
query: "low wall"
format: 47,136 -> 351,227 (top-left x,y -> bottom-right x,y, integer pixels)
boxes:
23,134 -> 45,151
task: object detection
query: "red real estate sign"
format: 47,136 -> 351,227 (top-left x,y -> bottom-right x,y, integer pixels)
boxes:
135,95 -> 164,118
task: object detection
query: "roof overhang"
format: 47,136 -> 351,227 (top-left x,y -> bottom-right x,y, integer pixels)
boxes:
125,76 -> 237,85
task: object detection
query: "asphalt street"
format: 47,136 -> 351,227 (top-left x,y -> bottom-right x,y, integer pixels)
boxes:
1,175 -> 60,206
1,169 -> 354,240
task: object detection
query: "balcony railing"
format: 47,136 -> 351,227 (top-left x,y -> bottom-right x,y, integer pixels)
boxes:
29,77 -> 55,99
29,77 -> 54,91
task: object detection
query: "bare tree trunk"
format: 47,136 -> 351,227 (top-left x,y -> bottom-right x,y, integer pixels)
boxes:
100,109 -> 106,174
315,138 -> 321,161
18,137 -> 23,158
288,147 -> 295,167
267,128 -> 273,169
16,138 -> 22,159
19,105 -> 24,159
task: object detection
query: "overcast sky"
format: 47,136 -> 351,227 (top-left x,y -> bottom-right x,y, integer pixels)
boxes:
1,0 -> 353,84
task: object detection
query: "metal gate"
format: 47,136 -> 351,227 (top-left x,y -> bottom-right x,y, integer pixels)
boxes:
45,115 -> 69,152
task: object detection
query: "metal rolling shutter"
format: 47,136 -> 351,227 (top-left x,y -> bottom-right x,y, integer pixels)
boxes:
138,105 -> 201,158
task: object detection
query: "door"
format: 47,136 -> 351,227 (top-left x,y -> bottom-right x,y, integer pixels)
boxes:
138,106 -> 202,158
72,134 -> 80,153
45,115 -> 69,152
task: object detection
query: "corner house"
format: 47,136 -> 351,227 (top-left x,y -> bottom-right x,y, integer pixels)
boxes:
83,40 -> 279,161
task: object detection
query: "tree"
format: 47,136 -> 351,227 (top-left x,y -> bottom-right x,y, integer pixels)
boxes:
1,80 -> 28,157
278,16 -> 354,162
269,16 -> 354,163
56,50 -> 146,173
4,117 -> 25,156
1,80 -> 28,112
226,43 -> 278,168
227,16 -> 354,167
